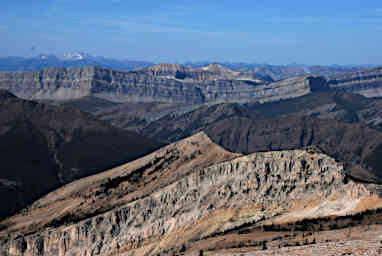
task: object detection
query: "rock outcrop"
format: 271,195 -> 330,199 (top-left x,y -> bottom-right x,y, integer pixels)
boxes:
54,91 -> 382,184
327,67 -> 382,97
147,63 -> 273,82
2,64 -> 381,104
100,97 -> 380,183
203,117 -> 382,183
252,64 -> 364,81
0,67 -> 93,100
1,132 -> 381,256
0,66 -> 317,104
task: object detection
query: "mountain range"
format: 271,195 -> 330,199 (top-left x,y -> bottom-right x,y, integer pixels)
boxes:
0,54 -> 369,80
0,54 -> 154,71
56,91 -> 382,185
1,62 -> 382,255
1,64 -> 382,104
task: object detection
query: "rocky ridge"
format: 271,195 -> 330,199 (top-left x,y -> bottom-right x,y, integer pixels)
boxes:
1,64 -> 381,104
54,91 -> 382,184
58,90 -> 382,135
0,55 -> 364,80
147,63 -> 273,82
327,67 -> 382,97
0,65 -> 319,104
250,64 -> 365,81
1,132 -> 381,256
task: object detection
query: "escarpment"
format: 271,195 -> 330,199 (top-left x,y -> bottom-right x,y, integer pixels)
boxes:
0,67 -> 94,100
327,67 -> 382,97
1,132 -> 381,256
0,66 -> 315,104
147,63 -> 273,82
1,65 -> 382,104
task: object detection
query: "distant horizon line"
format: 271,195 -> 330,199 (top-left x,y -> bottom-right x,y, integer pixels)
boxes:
0,53 -> 380,67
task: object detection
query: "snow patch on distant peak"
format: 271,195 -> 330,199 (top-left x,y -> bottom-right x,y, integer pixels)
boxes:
61,52 -> 91,61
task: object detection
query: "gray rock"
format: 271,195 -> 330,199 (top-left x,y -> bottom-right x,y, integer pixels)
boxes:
327,67 -> 382,97
0,133 -> 376,255
0,66 -> 315,104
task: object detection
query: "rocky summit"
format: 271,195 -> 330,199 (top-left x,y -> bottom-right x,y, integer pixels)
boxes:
1,132 -> 381,256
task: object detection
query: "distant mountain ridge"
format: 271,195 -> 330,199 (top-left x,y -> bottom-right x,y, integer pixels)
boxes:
1,64 -> 382,104
0,54 -> 154,71
146,63 -> 274,82
186,62 -> 369,81
52,89 -> 382,184
0,65 -> 315,103
0,54 -> 369,80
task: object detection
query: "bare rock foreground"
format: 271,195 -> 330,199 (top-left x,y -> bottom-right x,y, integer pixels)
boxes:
1,132 -> 381,256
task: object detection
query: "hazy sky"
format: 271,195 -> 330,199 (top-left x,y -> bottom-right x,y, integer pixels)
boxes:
1,0 -> 382,65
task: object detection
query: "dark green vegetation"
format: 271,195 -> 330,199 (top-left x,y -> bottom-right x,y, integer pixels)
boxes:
260,208 -> 382,232
0,90 -> 160,219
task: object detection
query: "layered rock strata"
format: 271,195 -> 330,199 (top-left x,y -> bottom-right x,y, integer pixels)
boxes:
0,66 -> 314,103
327,67 -> 382,97
1,65 -> 382,104
147,63 -> 272,82
1,133 -> 380,256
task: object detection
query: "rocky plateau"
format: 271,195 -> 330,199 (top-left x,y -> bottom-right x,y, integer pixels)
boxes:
1,64 -> 381,104
327,67 -> 382,98
0,64 -> 348,104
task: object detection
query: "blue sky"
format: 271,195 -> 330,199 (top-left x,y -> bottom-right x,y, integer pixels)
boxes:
1,0 -> 382,65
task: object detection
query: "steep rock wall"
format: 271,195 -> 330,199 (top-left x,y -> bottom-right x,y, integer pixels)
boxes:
0,67 -> 312,103
0,67 -> 94,100
327,67 -> 382,97
1,66 -> 382,103
1,149 -> 373,256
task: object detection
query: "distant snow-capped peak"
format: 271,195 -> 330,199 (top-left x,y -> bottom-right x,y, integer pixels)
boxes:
61,52 -> 92,60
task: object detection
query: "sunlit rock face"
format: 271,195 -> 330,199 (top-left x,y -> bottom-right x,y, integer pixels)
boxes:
0,66 -> 316,104
1,132 -> 380,256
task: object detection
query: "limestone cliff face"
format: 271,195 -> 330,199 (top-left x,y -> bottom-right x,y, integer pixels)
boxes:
1,65 -> 381,103
0,66 -> 313,104
327,67 -> 382,97
1,133 -> 379,256
147,63 -> 271,82
0,67 -> 93,100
